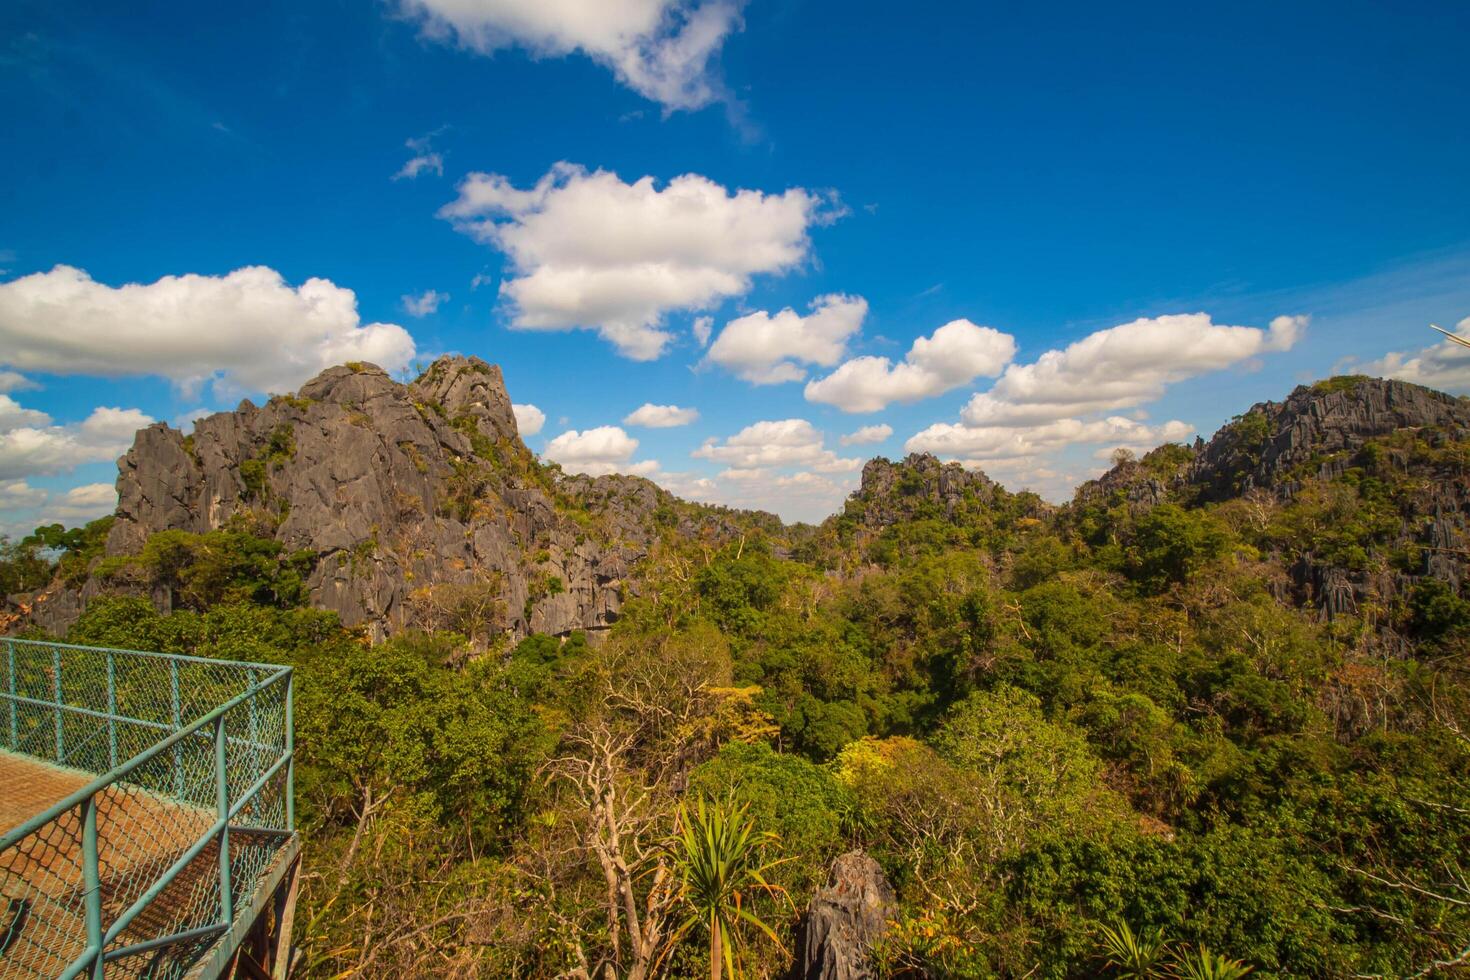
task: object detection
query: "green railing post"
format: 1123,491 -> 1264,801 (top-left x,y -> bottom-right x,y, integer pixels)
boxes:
247,668 -> 260,767
285,672 -> 295,831
6,639 -> 15,751
106,652 -> 118,770
82,793 -> 104,980
214,714 -> 233,926
171,659 -> 183,797
54,645 -> 64,763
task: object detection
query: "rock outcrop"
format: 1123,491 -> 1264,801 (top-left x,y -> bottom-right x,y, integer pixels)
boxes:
1187,376 -> 1470,502
39,357 -> 738,642
846,454 -> 1005,529
1071,376 -> 1470,625
793,851 -> 896,980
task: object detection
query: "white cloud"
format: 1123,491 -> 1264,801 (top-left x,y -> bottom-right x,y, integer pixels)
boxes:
0,401 -> 153,481
0,479 -> 47,511
805,318 -> 1017,412
907,415 -> 1194,463
396,154 -> 444,180
839,423 -> 892,446
440,163 -> 832,360
40,483 -> 116,526
706,294 -> 867,384
544,425 -> 658,476
512,402 -> 546,436
667,465 -> 857,523
1356,317 -> 1470,393
623,402 -> 699,427
402,289 -> 449,316
394,132 -> 445,180
400,0 -> 744,110
691,315 -> 713,347
692,418 -> 862,473
0,371 -> 37,394
0,480 -> 119,539
0,395 -> 51,433
958,313 -> 1306,427
0,265 -> 417,397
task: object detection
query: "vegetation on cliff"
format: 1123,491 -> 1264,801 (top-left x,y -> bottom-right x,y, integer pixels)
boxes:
3,373 -> 1469,977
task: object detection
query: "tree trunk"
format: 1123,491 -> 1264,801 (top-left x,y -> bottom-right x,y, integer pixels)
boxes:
710,916 -> 723,980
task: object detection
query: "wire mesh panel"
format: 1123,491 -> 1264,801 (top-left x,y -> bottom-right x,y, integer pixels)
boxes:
0,640 -> 294,979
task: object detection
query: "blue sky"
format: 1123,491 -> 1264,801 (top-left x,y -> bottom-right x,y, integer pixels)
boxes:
2,0 -> 1469,526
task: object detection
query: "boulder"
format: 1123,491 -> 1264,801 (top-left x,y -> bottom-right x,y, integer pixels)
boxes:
793,851 -> 896,980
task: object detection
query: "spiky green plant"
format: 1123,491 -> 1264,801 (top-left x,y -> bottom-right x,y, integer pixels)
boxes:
1096,920 -> 1172,978
1171,945 -> 1254,979
671,797 -> 791,980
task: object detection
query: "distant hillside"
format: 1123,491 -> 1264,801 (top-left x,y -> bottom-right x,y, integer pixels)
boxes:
1071,376 -> 1470,630
14,368 -> 1470,652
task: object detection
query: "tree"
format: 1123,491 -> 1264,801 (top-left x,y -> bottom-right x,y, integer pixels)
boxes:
670,797 -> 789,980
1095,920 -> 1170,978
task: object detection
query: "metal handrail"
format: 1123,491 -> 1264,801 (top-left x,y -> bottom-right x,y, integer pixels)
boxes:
0,667 -> 289,850
0,639 -> 296,978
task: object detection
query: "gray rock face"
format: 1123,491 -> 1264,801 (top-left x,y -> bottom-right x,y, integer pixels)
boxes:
61,357 -> 694,642
1189,377 -> 1470,501
794,851 -> 896,980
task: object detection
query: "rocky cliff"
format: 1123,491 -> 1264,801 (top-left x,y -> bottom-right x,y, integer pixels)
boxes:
1074,376 -> 1470,624
40,356 -> 755,643
1187,376 -> 1470,502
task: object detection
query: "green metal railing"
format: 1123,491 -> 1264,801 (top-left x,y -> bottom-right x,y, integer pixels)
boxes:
1,639 -> 295,979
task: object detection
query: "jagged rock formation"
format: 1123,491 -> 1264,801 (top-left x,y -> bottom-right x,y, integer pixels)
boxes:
1074,376 -> 1470,624
792,851 -> 895,980
845,454 -> 1006,529
1188,376 -> 1470,502
40,356 -> 753,642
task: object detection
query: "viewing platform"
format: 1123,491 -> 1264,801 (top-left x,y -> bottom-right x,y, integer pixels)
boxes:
1,640 -> 298,979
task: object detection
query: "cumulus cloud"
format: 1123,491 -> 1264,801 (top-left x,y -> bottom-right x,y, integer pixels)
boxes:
400,0 -> 744,111
805,318 -> 1016,412
40,483 -> 117,525
1356,317 -> 1470,393
544,425 -> 658,476
692,418 -> 862,474
839,423 -> 892,446
512,403 -> 546,436
402,289 -> 448,316
623,403 -> 699,427
440,163 -> 832,360
0,395 -> 50,432
0,400 -> 153,481
959,313 -> 1306,427
0,479 -> 47,511
0,371 -> 37,394
706,295 -> 867,384
0,265 -> 417,397
671,466 -> 857,523
907,415 -> 1194,463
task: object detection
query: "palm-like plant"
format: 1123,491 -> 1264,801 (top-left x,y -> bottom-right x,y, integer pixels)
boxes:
1096,919 -> 1171,978
1171,945 -> 1254,980
671,797 -> 791,980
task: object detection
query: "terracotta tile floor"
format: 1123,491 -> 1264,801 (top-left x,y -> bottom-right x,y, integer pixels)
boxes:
0,750 -> 91,836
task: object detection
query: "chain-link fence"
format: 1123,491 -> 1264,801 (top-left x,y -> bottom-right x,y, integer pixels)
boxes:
1,639 -> 294,979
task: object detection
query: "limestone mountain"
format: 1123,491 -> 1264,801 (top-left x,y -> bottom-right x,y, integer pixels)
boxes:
1075,375 -> 1470,624
27,356 -> 766,642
